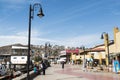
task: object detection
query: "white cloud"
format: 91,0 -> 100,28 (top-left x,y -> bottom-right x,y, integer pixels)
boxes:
0,35 -> 27,46
0,35 -> 58,47
54,34 -> 102,48
0,33 -> 102,48
0,29 -> 58,46
16,29 -> 47,38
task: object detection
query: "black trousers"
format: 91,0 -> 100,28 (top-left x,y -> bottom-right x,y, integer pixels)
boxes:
62,64 -> 64,69
43,69 -> 45,75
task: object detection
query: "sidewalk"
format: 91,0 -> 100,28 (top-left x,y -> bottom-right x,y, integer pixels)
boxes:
33,64 -> 89,80
33,64 -> 120,80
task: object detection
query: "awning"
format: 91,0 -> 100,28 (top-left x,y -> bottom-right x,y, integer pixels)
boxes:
66,49 -> 79,54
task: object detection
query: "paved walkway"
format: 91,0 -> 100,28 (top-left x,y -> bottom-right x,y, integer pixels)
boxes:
33,64 -> 120,80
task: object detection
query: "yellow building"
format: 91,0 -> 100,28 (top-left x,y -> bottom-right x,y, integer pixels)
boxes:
88,45 -> 105,65
113,27 -> 120,62
115,27 -> 120,53
79,27 -> 120,66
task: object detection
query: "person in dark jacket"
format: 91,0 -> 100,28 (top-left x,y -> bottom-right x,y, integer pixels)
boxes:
41,60 -> 46,75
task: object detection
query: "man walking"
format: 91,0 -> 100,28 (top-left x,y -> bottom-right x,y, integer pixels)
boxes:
41,60 -> 46,75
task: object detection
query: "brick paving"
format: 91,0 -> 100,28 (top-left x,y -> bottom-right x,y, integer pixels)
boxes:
33,64 -> 120,80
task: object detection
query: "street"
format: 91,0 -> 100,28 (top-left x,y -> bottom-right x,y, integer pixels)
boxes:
33,64 -> 120,80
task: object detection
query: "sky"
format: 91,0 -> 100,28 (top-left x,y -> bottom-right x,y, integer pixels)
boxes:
0,0 -> 120,48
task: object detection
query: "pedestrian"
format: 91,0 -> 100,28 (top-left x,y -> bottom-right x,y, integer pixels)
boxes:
113,57 -> 119,74
33,65 -> 38,74
71,60 -> 74,65
36,64 -> 40,75
112,57 -> 115,72
41,60 -> 46,75
61,61 -> 64,69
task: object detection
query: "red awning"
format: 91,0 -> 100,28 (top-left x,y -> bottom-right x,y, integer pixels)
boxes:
66,49 -> 79,54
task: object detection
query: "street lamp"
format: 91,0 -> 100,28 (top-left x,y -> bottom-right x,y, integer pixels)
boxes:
101,32 -> 110,72
27,3 -> 44,80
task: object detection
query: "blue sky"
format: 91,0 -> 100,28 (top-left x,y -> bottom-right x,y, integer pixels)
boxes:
0,0 -> 120,48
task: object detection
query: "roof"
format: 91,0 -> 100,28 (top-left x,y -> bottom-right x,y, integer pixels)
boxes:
0,43 -> 26,48
12,46 -> 28,49
90,48 -> 105,52
94,40 -> 114,48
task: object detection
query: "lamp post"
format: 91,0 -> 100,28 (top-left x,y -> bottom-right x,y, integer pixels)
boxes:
27,3 -> 44,80
101,32 -> 110,72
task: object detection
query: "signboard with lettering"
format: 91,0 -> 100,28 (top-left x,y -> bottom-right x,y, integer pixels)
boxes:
11,56 -> 27,64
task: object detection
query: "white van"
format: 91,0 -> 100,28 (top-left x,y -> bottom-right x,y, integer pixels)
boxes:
57,58 -> 66,64
57,51 -> 67,64
0,64 -> 7,76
